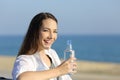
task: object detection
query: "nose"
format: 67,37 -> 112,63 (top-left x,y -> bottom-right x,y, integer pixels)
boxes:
48,31 -> 53,39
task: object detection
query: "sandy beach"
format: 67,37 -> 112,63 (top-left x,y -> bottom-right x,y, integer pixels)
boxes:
0,56 -> 120,80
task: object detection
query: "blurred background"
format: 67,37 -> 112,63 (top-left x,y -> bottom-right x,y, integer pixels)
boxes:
0,0 -> 120,80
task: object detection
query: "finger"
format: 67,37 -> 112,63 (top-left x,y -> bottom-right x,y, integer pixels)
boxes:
71,65 -> 77,74
69,68 -> 77,74
67,57 -> 77,63
70,62 -> 77,73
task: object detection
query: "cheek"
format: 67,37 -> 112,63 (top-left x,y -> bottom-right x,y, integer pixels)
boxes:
41,32 -> 48,39
39,33 -> 45,43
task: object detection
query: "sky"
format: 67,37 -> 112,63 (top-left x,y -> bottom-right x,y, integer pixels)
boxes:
0,0 -> 120,35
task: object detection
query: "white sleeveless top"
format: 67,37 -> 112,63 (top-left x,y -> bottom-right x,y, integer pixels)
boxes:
12,49 -> 72,80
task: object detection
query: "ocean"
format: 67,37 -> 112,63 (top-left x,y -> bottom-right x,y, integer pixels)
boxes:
0,35 -> 120,63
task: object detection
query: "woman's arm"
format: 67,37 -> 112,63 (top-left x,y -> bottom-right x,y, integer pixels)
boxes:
17,57 -> 77,80
17,67 -> 61,80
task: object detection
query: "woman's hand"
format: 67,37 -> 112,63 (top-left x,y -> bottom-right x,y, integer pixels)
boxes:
56,57 -> 77,75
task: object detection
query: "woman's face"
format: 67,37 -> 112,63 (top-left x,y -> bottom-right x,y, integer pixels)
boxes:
39,18 -> 58,49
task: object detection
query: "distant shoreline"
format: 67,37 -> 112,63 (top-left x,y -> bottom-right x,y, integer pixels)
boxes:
1,35 -> 120,63
1,54 -> 120,63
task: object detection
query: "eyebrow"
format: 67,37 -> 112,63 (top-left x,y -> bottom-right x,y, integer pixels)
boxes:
42,27 -> 57,30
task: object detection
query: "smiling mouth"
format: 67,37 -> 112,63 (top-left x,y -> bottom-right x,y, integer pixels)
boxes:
44,40 -> 52,45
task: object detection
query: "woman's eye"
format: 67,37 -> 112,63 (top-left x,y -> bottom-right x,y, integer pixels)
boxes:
54,31 -> 58,33
43,29 -> 49,32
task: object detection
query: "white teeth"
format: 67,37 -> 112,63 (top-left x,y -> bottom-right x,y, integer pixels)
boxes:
44,40 -> 51,44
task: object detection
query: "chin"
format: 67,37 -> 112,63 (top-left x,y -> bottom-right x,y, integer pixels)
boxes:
45,47 -> 50,49
44,46 -> 51,49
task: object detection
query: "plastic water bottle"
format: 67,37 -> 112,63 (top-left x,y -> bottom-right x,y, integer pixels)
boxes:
64,40 -> 75,60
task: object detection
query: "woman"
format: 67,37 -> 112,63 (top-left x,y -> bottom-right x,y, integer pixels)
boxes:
12,12 -> 77,80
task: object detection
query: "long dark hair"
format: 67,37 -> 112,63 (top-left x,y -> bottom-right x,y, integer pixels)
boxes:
18,12 -> 58,56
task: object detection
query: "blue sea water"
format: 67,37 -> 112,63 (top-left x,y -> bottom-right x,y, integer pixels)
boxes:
0,35 -> 120,63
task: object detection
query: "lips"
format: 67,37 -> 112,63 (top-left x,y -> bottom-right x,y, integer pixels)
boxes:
44,40 -> 52,45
